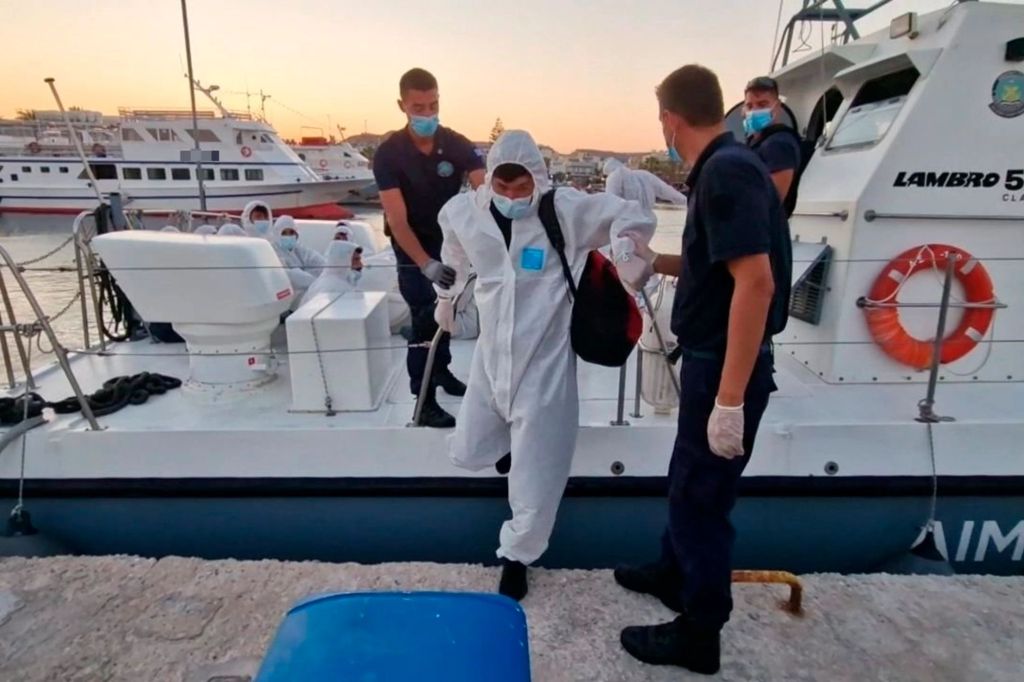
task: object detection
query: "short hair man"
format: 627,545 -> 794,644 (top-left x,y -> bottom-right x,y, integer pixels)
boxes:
372,68 -> 486,427
743,76 -> 802,216
615,64 -> 792,675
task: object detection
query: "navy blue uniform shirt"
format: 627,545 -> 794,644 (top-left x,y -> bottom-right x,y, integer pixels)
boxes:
751,131 -> 801,175
671,133 -> 791,352
372,126 -> 484,253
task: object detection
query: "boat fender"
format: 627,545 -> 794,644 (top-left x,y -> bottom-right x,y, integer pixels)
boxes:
863,244 -> 996,369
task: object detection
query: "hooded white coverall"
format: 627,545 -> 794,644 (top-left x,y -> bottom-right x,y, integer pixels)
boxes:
437,131 -> 655,564
216,224 -> 246,237
239,201 -> 316,291
300,240 -> 361,307
193,224 -> 218,236
603,158 -> 687,217
274,215 -> 326,277
240,200 -> 274,238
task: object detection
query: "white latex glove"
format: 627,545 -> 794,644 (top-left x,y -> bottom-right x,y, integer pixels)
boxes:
615,232 -> 656,291
434,297 -> 456,334
707,399 -> 745,459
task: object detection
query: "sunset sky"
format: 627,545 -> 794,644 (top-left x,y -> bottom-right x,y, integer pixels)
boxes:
1,0 -> 994,152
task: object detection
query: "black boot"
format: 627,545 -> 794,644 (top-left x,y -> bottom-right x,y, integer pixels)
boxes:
436,369 -> 466,397
620,617 -> 720,675
613,560 -> 685,613
495,452 -> 512,475
415,390 -> 456,429
498,559 -> 528,601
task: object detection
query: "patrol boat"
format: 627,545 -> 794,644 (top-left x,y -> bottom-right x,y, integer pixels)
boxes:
2,0 -> 1023,574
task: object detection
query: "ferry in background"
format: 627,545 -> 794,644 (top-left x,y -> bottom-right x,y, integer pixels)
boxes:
290,135 -> 378,204
0,108 -> 358,219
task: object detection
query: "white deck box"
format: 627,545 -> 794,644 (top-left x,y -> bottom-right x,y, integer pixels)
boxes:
286,291 -> 392,412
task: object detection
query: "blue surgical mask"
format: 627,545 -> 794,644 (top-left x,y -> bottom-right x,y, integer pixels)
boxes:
493,194 -> 533,220
409,114 -> 439,137
252,219 -> 270,235
279,235 -> 297,252
666,131 -> 682,164
743,108 -> 774,135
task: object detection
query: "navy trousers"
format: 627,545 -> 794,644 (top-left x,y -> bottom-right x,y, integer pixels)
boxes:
394,243 -> 452,395
659,350 -> 777,631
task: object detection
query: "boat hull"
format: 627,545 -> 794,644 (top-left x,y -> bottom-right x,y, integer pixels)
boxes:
3,477 -> 1021,575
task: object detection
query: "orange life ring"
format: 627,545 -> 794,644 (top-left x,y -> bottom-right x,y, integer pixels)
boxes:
864,244 -> 995,369
319,159 -> 328,169
91,143 -> 106,156
27,141 -> 41,154
241,145 -> 253,158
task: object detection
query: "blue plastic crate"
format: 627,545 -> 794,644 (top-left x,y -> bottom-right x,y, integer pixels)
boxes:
256,591 -> 531,681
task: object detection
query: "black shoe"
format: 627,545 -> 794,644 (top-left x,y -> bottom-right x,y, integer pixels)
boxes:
614,561 -> 686,613
498,559 -> 528,601
620,617 -> 720,675
416,396 -> 456,428
436,370 -> 466,397
495,452 -> 512,475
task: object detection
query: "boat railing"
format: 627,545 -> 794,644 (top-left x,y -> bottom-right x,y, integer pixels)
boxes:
3,208 -> 1019,429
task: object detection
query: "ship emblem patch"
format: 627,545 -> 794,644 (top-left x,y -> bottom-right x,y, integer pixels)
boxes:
990,70 -> 1024,118
437,160 -> 455,177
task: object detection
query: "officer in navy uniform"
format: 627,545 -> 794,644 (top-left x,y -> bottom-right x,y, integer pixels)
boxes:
372,68 -> 485,428
742,76 -> 803,217
615,64 -> 792,676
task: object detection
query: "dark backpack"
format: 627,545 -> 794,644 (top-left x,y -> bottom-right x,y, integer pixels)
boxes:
751,124 -> 810,218
537,190 -> 641,367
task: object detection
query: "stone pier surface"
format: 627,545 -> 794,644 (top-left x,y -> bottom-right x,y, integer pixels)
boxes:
0,556 -> 1021,681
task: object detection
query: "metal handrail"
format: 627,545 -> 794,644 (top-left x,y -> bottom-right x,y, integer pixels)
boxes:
864,210 -> 1024,223
0,244 -> 101,430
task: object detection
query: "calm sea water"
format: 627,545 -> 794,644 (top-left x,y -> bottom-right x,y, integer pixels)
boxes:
0,206 -> 686,376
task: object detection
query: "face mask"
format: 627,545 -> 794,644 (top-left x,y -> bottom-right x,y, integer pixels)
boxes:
666,131 -> 682,164
409,114 -> 439,137
744,108 -> 774,135
279,235 -> 297,252
493,194 -> 533,220
252,219 -> 270,235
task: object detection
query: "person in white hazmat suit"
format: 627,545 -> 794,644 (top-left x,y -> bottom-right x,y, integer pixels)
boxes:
216,223 -> 246,237
239,201 -> 317,294
434,130 -> 655,600
274,215 -> 326,277
300,240 -> 364,307
603,158 -> 687,216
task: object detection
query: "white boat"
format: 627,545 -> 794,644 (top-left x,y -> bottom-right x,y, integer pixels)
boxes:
2,1 -> 1022,574
290,135 -> 377,202
0,109 -> 361,219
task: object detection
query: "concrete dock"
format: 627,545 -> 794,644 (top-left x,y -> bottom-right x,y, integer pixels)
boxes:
0,556 -> 1021,681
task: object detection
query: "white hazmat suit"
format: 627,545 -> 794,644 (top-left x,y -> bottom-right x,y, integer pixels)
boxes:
300,240 -> 361,307
437,130 -> 655,564
216,224 -> 246,237
274,215 -> 326,277
193,224 -> 218,236
603,158 -> 687,217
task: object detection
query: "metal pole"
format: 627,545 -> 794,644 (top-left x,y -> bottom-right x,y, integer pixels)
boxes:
0,296 -> 16,389
916,255 -> 957,423
180,0 -> 208,211
44,78 -> 103,204
630,347 -> 643,419
640,289 -> 682,398
611,364 -> 630,426
0,246 -> 100,430
73,240 -> 91,349
0,273 -> 34,389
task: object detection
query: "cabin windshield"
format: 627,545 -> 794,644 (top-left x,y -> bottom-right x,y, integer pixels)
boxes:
827,66 -> 919,151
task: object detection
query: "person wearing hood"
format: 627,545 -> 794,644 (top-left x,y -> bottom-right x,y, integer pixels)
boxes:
216,223 -> 246,237
333,223 -> 352,241
240,200 -> 273,239
193,224 -> 218,236
275,215 -> 326,277
603,158 -> 688,217
434,130 -> 655,601
300,240 -> 364,307
372,67 -> 487,428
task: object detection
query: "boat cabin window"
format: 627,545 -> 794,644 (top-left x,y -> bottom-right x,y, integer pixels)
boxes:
171,168 -> 191,181
221,168 -> 239,181
122,167 -> 143,180
21,166 -> 32,173
298,153 -> 306,161
187,128 -> 220,143
77,164 -> 118,180
10,174 -> 17,182
805,87 -> 844,146
146,128 -> 180,142
121,128 -> 145,142
200,168 -> 215,181
59,166 -> 68,173
40,166 -> 50,173
827,67 -> 919,151
245,168 -> 264,181
147,168 -> 167,180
